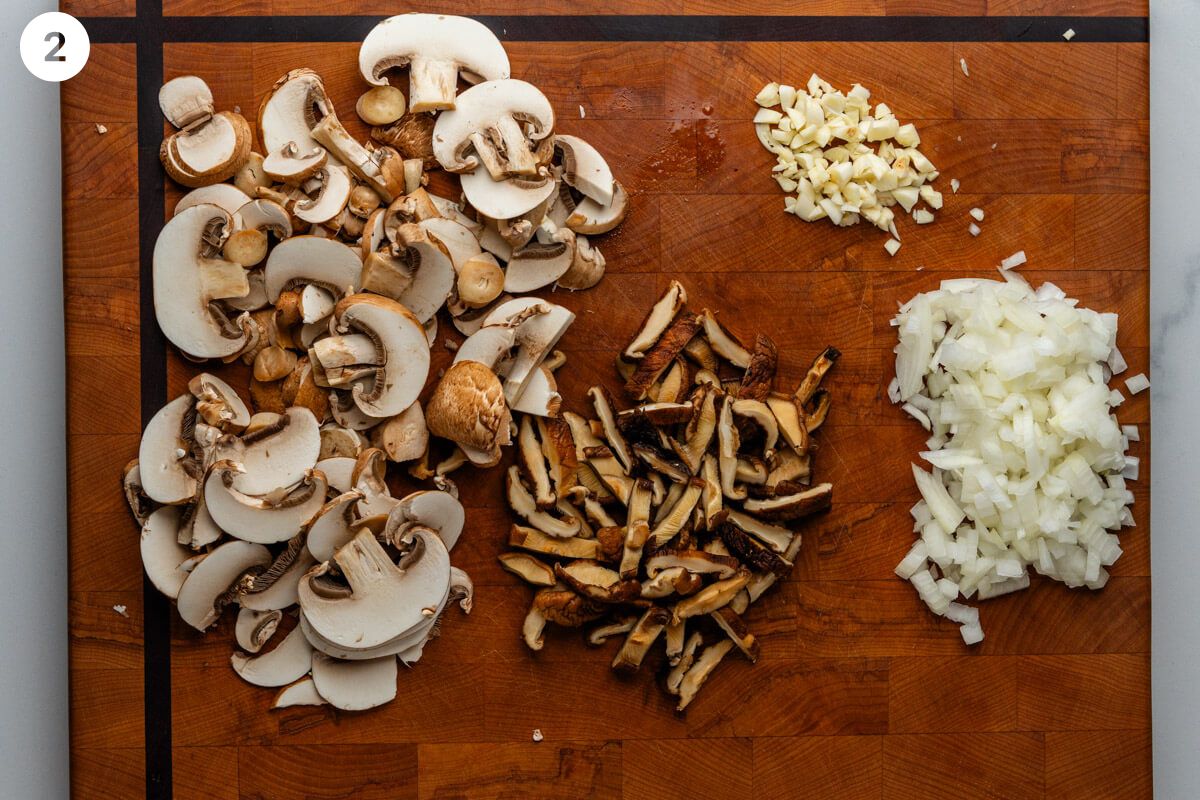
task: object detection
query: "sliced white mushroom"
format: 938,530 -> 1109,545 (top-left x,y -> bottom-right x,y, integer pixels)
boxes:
304,491 -> 364,563
231,624 -> 314,687
221,407 -> 321,496
510,366 -> 561,418
390,223 -> 456,323
315,457 -> 357,493
483,297 -> 575,405
394,490 -> 466,551
138,394 -> 199,505
259,68 -> 333,158
432,79 -> 554,178
421,217 -> 482,272
503,238 -> 576,293
177,540 -> 271,631
140,507 -> 195,600
294,165 -> 352,225
175,184 -> 251,217
310,652 -> 397,711
554,135 -> 614,205
370,402 -> 428,463
272,677 -> 327,709
189,372 -> 251,433
460,169 -> 558,221
235,607 -> 283,654
565,181 -> 628,235
204,462 -> 327,544
262,141 -> 328,184
240,547 -> 319,612
332,294 -> 430,418
264,235 -> 362,303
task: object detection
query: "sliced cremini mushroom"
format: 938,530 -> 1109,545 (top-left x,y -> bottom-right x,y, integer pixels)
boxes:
385,490 -> 466,552
264,235 -> 362,304
724,509 -> 793,554
611,607 -> 670,673
433,79 -> 554,178
795,346 -> 840,406
311,652 -> 398,711
555,561 -> 641,605
138,393 -> 199,505
263,141 -> 327,185
460,169 -> 558,221
676,639 -> 734,711
565,181 -> 628,235
484,297 -> 576,406
648,478 -> 705,548
640,566 -> 703,600
517,416 -> 555,509
666,631 -> 704,695
203,462 -> 326,544
587,616 -> 639,646
177,540 -> 271,631
123,460 -> 153,525
619,479 -> 653,578
231,624 -> 314,687
671,570 -> 749,624
503,237 -> 577,293
271,677 -> 326,709
743,482 -> 833,521
588,387 -> 634,474
331,294 -> 430,418
523,603 -> 548,651
554,135 -> 615,206
358,13 -> 510,112
717,397 -> 746,501
739,335 -> 778,401
235,607 -> 283,655
765,392 -> 809,455
719,521 -> 791,578
645,549 -> 740,580
257,68 -> 332,159
534,589 -> 605,628
294,165 -> 352,225
140,507 -> 196,600
556,233 -> 607,291
159,78 -> 252,188
388,222 -> 456,323
219,407 -> 321,496
175,183 -> 251,218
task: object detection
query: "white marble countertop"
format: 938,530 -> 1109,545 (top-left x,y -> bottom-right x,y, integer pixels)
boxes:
0,1 -> 1195,795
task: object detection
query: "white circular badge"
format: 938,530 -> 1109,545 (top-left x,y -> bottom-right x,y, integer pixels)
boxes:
20,12 -> 90,82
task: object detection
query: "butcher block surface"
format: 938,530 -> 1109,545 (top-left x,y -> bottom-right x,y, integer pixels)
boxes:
62,2 -> 1150,798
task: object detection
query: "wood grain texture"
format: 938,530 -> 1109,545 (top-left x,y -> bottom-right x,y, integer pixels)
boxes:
63,6 -> 1150,799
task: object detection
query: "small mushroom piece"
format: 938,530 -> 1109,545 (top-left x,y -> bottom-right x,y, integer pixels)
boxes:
731,399 -> 780,460
534,589 -> 606,628
624,281 -> 686,361
666,631 -> 704,695
203,462 -> 327,544
626,312 -> 701,400
140,507 -> 196,599
795,346 -> 841,406
239,546 -> 318,612
619,479 -> 653,578
676,639 -> 734,711
304,490 -> 365,563
517,416 -> 556,509
719,521 -> 792,578
123,460 -> 153,525
665,620 -> 686,665
298,527 -> 451,653
671,386 -> 718,476
257,68 -> 332,159
234,153 -> 270,197
370,402 -> 428,463
332,294 -> 430,418
805,389 -> 831,433
161,108 -> 253,188
621,402 -> 695,428
263,141 -> 327,185
310,652 -> 398,711
235,607 -> 283,654
319,424 -> 367,460
671,570 -> 750,623
421,217 -> 482,272
554,135 -> 615,206
523,603 -> 548,651
739,335 -> 779,402
564,179 -> 628,234
503,238 -> 577,293
357,85 -> 407,126
645,550 -> 740,580
717,397 -> 746,501
294,165 -> 353,225
153,205 -> 251,359
358,13 -> 510,112
765,392 -> 810,455
510,366 -> 562,419
587,616 -> 639,646
499,552 -> 557,587
611,607 -> 670,673
387,222 -> 456,324
372,112 -> 437,168
433,79 -> 554,178
457,253 -> 505,309
187,370 -> 252,431
449,567 -> 474,614
138,394 -> 199,505
509,524 -> 600,560
640,567 -> 702,600
350,447 -> 399,521
309,114 -> 397,202
231,624 -> 314,687
427,360 -> 513,460
159,75 -> 214,128
388,489 -> 466,552
556,234 -> 607,291
506,466 -> 580,538
483,298 -> 577,406
271,677 -> 326,709
177,540 -> 272,631
700,310 -> 752,368
648,479 -> 705,548
742,483 -> 833,521
555,561 -> 641,605
724,509 -> 794,554
537,417 -> 579,494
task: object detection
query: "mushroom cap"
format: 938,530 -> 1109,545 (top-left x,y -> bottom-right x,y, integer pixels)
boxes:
264,235 -> 363,303
332,294 -> 431,418
432,79 -> 554,172
234,198 -> 292,239
138,393 -> 199,505
426,360 -> 513,453
153,204 -> 251,359
358,13 -> 510,93
554,134 -> 615,206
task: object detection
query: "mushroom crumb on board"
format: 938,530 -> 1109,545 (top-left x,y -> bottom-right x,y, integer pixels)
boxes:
499,281 -> 839,711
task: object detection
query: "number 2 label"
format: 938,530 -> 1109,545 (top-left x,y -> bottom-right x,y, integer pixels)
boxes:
44,32 -> 66,63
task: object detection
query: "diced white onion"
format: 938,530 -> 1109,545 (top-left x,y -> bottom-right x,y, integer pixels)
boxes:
1124,373 -> 1149,395
1122,424 -> 1139,442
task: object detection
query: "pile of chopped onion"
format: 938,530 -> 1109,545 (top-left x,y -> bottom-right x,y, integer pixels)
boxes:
890,269 -> 1136,644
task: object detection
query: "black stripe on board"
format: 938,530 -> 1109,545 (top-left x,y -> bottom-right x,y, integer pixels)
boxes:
134,0 -> 173,797
83,14 -> 1149,44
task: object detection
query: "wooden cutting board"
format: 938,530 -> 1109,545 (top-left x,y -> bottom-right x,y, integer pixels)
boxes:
63,2 -> 1150,798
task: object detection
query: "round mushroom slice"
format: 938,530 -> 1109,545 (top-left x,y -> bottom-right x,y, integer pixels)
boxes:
223,407 -> 321,496
153,204 -> 251,359
298,527 -> 451,653
174,183 -> 251,217
299,582 -> 446,661
141,507 -> 195,600
432,79 -> 554,178
358,13 -> 510,112
566,181 -> 629,235
332,294 -> 430,418
257,68 -> 333,159
138,393 -> 199,505
264,235 -> 362,304
204,462 -> 328,544
310,652 -> 398,711
459,170 -> 557,221
554,135 -> 615,206
231,624 -> 314,688
176,540 -> 271,631
235,607 -> 283,654
262,141 -> 328,185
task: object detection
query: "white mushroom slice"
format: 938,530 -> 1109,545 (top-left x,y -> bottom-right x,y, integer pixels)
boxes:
391,223 -> 456,323
460,169 -> 558,220
241,546 -> 319,612
554,135 -> 615,205
565,181 -> 628,235
449,567 -> 474,614
159,75 -> 214,129
164,112 -> 253,187
177,540 -> 271,631
235,608 -> 282,654
315,457 -> 357,493
294,165 -> 352,225
509,366 -> 561,418
179,497 -> 223,550
204,463 -> 327,544
300,595 -> 442,660
264,236 -> 362,303
262,142 -> 328,184
351,448 -> 398,521
258,68 -> 333,159
765,393 -> 809,454
506,465 -> 581,538
556,233 -> 606,291
477,221 -> 513,262
235,198 -> 292,240
304,491 -> 364,563
189,372 -> 251,432
503,239 -> 576,293
451,293 -> 513,337
370,402 -> 428,463
432,79 -> 554,177
395,490 -> 466,551
231,624 -> 314,687
454,322 -> 520,370
421,217 -> 482,272
138,394 -> 199,505
154,204 -> 250,359
332,294 -> 430,417
175,184 -> 251,217
328,392 -> 379,431
311,652 -> 398,711
140,507 -> 195,600
299,527 -> 451,652
625,281 -> 686,360
484,298 -> 576,404
299,284 -> 336,325
311,334 -> 379,371
223,407 -> 321,496
358,13 -> 510,112
272,677 -> 326,709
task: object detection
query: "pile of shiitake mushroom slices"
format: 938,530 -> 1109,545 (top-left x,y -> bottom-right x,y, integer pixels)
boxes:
498,281 -> 839,711
129,13 -> 629,712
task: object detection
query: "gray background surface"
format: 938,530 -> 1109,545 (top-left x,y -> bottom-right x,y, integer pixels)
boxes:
0,2 -> 1193,796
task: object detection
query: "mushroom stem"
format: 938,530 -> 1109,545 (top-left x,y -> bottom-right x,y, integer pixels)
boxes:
409,58 -> 460,112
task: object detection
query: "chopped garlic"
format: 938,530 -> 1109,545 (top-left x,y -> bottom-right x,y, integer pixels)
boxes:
95,123 -> 108,135
960,58 -> 970,77
1063,28 -> 1076,40
969,207 -> 985,222
1124,373 -> 1150,395
532,728 -> 544,742
755,82 -> 780,107
913,209 -> 935,224
968,223 -> 981,237
885,238 -> 902,256
112,604 -> 129,618
950,178 -> 960,193
919,185 -> 943,209
579,105 -> 586,118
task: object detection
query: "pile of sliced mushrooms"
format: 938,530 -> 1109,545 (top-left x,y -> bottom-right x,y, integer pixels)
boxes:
499,282 -> 839,711
126,13 -> 628,712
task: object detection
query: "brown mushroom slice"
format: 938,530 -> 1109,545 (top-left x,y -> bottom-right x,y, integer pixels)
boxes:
554,561 -> 641,605
666,631 -> 704,695
554,134 -> 615,206
805,389 -> 832,433
632,444 -> 690,484
710,608 -> 759,662
671,570 -> 749,624
231,624 -> 314,688
765,392 -> 810,455
320,423 -> 367,461
610,607 -> 671,674
724,509 -> 794,554
517,416 -> 555,509
614,479 -> 653,578
766,449 -> 811,492
626,312 -> 700,400
177,540 -> 272,631
671,385 -> 718,475
682,336 -> 720,372
587,616 -> 639,646
534,589 -> 606,627
153,205 -> 251,359
588,386 -> 634,473
645,550 -> 740,581
310,652 -> 398,712
676,639 -> 734,711
433,79 -> 553,177
664,620 -> 687,666
731,399 -> 779,460
522,603 -> 548,651
699,454 -> 724,527
795,346 -> 841,406
509,524 -> 600,560
717,397 -> 746,501
737,334 -> 778,401
619,402 -> 694,428
719,522 -> 791,578
497,552 -> 557,587
638,566 -> 687,600
622,280 -> 687,362
235,607 -> 283,655
503,238 -> 576,293
162,111 -> 253,188
700,310 -> 752,369
141,507 -> 196,600
506,466 -> 580,538
648,479 -> 705,549
743,483 -> 833,521
735,457 -> 768,485
272,677 -> 326,709
565,181 -> 628,235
